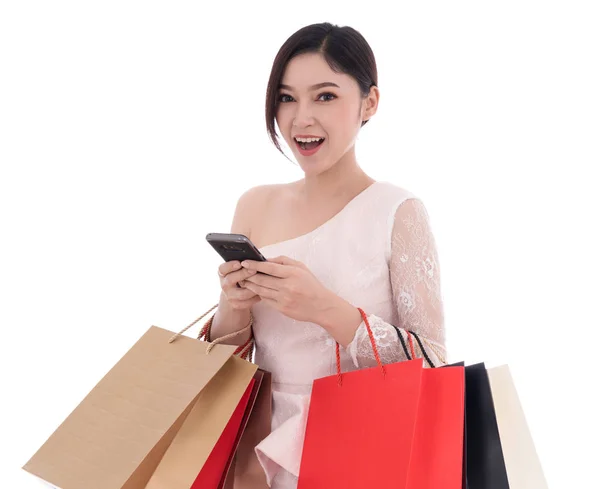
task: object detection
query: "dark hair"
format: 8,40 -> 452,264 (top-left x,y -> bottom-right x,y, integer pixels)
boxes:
265,23 -> 378,156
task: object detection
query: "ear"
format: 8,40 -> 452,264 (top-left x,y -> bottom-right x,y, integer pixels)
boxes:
361,85 -> 380,123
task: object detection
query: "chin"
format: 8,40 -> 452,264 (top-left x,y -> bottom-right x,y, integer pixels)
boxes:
297,159 -> 336,177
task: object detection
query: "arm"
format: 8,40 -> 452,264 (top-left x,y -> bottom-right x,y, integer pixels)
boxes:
208,186 -> 266,347
321,198 -> 447,367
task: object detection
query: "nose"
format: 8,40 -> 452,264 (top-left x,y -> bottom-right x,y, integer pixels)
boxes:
292,100 -> 315,128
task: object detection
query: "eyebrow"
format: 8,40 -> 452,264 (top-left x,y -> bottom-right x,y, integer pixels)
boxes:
278,82 -> 340,91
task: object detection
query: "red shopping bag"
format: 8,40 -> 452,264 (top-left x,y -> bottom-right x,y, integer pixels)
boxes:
298,309 -> 465,489
298,309 -> 425,489
405,365 -> 465,489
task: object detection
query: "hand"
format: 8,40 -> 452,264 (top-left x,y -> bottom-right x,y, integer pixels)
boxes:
239,256 -> 334,323
218,261 -> 261,311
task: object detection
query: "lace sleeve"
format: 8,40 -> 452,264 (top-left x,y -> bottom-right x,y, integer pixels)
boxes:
345,198 -> 447,368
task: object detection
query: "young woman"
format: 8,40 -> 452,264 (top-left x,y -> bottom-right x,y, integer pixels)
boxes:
208,22 -> 446,488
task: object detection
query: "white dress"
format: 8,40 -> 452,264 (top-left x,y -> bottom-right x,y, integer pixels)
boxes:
244,181 -> 446,488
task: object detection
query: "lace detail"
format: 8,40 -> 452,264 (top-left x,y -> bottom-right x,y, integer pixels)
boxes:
346,198 -> 447,368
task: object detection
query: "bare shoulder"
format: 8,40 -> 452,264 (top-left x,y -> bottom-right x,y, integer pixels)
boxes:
230,183 -> 292,237
236,183 -> 290,211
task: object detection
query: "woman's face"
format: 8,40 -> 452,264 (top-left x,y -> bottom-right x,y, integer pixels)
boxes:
275,52 -> 378,176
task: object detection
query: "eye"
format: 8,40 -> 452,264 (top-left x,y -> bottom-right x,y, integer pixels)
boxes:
278,94 -> 294,103
318,92 -> 337,102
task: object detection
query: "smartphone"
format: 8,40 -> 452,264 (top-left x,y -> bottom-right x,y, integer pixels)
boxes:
206,233 -> 267,263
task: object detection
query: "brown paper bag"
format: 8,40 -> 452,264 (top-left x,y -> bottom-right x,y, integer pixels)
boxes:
487,365 -> 548,489
223,370 -> 272,489
22,324 -> 257,489
145,355 -> 257,489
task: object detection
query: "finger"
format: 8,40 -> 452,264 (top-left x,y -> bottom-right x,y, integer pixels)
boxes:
229,286 -> 259,301
226,268 -> 257,285
219,260 -> 242,277
224,268 -> 257,289
243,273 -> 280,290
242,281 -> 278,300
241,260 -> 289,278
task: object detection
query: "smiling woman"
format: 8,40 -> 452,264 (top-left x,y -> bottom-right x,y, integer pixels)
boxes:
264,26 -> 379,174
207,22 -> 446,489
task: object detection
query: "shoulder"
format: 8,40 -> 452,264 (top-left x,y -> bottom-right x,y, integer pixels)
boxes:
371,181 -> 427,226
371,181 -> 420,209
236,184 -> 276,206
230,183 -> 294,236
235,182 -> 295,210
373,182 -> 434,260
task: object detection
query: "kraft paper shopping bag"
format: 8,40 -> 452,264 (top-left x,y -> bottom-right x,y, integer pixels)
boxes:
22,323 -> 255,489
145,355 -> 258,489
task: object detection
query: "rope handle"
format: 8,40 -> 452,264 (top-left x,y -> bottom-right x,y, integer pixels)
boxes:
393,325 -> 412,360
421,336 -> 447,365
393,325 -> 444,368
197,308 -> 255,360
335,308 -> 386,386
409,330 -> 435,368
168,303 -> 255,361
168,304 -> 219,343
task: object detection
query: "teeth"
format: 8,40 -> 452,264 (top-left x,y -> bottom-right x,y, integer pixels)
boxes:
295,137 -> 324,143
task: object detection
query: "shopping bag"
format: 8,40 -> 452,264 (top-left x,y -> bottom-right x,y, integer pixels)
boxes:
297,308 -> 425,489
444,361 -> 469,489
144,355 -> 257,489
391,327 -> 466,489
405,365 -> 465,489
487,365 -> 548,489
441,361 -> 509,489
145,308 -> 260,489
407,330 -> 543,489
462,362 -> 510,489
223,370 -> 272,489
405,331 -> 509,489
22,307 -> 258,489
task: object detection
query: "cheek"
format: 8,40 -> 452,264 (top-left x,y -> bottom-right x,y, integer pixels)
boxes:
276,110 -> 295,142
275,105 -> 292,127
327,105 -> 361,143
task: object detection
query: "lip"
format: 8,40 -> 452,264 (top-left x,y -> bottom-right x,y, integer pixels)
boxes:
293,134 -> 325,139
295,137 -> 325,157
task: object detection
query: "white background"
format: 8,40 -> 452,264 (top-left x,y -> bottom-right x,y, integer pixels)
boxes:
1,1 -> 599,487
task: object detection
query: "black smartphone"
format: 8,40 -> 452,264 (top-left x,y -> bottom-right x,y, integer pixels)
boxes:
206,233 -> 267,263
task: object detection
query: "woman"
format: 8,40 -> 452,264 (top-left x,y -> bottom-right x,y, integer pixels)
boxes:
208,22 -> 447,488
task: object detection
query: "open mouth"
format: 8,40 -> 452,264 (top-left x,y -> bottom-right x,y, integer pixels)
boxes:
294,137 -> 325,154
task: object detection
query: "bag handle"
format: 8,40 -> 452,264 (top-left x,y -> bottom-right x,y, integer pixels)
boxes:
393,325 -> 413,360
335,308 -> 386,386
168,304 -> 218,342
168,304 -> 255,362
420,336 -> 446,365
393,324 -> 442,368
408,330 -> 435,368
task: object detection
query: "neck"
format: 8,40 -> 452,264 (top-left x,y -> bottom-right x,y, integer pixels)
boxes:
300,147 -> 374,201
